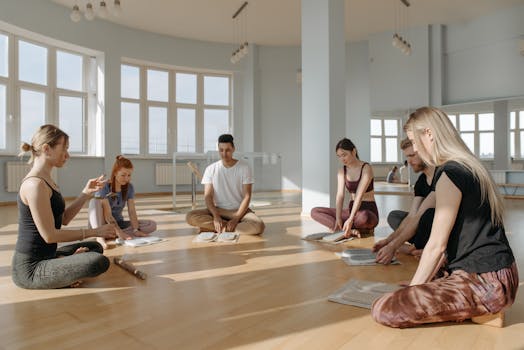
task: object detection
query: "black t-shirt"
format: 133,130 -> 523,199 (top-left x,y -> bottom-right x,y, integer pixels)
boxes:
414,173 -> 432,198
433,161 -> 514,273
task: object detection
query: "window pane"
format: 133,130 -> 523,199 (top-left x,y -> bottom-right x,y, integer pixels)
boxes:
204,109 -> 229,152
370,137 -> 382,162
204,76 -> 229,106
385,138 -> 398,162
177,108 -> 195,152
20,89 -> 46,143
148,106 -> 167,154
370,119 -> 381,136
176,73 -> 197,104
479,133 -> 494,158
459,114 -> 475,132
147,69 -> 168,102
510,112 -> 515,130
460,132 -> 474,153
57,50 -> 83,91
0,84 -> 5,148
478,113 -> 494,131
18,40 -> 47,85
520,111 -> 524,130
521,131 -> 524,159
121,102 -> 140,154
510,131 -> 515,158
0,34 -> 7,77
448,114 -> 457,128
59,95 -> 84,152
121,65 -> 140,99
384,119 -> 397,136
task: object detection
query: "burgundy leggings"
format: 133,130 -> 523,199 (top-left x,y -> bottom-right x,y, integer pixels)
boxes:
310,201 -> 379,231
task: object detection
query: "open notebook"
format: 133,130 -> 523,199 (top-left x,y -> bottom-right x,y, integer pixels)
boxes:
328,279 -> 402,309
192,232 -> 240,243
335,248 -> 400,266
302,231 -> 354,245
116,236 -> 166,247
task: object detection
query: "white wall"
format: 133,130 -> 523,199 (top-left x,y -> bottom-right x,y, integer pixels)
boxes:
444,4 -> 524,104
368,26 -> 431,112
346,41 -> 371,161
258,46 -> 302,190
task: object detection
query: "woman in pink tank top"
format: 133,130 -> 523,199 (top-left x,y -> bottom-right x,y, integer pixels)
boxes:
311,138 -> 379,238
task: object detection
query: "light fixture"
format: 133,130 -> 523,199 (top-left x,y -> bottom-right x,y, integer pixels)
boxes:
85,3 -> 95,21
98,1 -> 108,18
230,2 -> 249,64
392,0 -> 412,56
69,0 -> 123,22
70,4 -> 82,22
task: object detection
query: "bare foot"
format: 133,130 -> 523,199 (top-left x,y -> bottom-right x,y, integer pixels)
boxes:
74,247 -> 89,254
133,230 -> 150,237
96,237 -> 108,249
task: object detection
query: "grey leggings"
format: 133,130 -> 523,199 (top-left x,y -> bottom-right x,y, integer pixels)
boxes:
12,241 -> 110,289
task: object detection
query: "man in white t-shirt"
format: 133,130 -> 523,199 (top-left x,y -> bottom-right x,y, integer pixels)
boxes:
185,134 -> 265,235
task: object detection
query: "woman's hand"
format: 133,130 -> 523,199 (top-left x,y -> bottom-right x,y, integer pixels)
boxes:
333,218 -> 343,232
95,224 -> 117,239
342,218 -> 354,238
82,174 -> 107,196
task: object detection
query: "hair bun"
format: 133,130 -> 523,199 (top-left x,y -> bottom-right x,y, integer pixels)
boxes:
20,142 -> 32,153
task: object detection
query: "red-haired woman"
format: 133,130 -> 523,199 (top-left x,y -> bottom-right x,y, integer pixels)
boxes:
89,155 -> 157,248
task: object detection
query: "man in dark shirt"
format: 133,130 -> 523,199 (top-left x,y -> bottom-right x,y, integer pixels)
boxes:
373,138 -> 435,264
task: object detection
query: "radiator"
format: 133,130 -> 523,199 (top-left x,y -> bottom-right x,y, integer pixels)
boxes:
5,161 -> 32,192
155,163 -> 193,185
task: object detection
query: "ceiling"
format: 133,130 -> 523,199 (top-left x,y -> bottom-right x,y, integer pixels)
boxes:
52,0 -> 524,46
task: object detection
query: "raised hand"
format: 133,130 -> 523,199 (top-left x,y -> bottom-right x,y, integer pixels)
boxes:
82,174 -> 108,196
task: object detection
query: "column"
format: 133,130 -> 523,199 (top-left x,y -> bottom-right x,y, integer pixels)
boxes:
301,0 -> 346,214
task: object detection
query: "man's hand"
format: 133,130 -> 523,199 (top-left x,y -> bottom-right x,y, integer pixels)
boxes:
375,243 -> 396,265
225,217 -> 240,232
372,238 -> 389,252
213,216 -> 225,233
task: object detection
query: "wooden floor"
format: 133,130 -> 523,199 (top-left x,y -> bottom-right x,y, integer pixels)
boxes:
0,190 -> 523,350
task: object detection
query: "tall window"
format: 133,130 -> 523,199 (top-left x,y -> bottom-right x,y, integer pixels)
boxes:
0,30 -> 100,155
370,118 -> 399,163
510,110 -> 524,159
121,62 -> 232,155
448,113 -> 494,159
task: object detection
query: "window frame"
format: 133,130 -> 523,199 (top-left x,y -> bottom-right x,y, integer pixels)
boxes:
452,112 -> 495,159
510,110 -> 524,159
370,117 -> 400,164
120,60 -> 233,157
0,27 -> 101,156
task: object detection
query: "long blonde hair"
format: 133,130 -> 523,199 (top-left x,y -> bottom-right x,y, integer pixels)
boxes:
404,106 -> 504,226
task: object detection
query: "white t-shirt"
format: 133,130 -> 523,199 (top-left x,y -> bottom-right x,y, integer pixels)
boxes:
201,159 -> 254,210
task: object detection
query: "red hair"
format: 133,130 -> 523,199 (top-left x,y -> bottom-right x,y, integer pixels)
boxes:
110,155 -> 134,201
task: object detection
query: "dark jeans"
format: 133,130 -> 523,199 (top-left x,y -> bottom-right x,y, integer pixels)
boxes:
12,241 -> 110,289
387,208 -> 435,249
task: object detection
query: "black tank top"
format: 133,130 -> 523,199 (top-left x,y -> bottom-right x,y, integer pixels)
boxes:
16,177 -> 65,258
